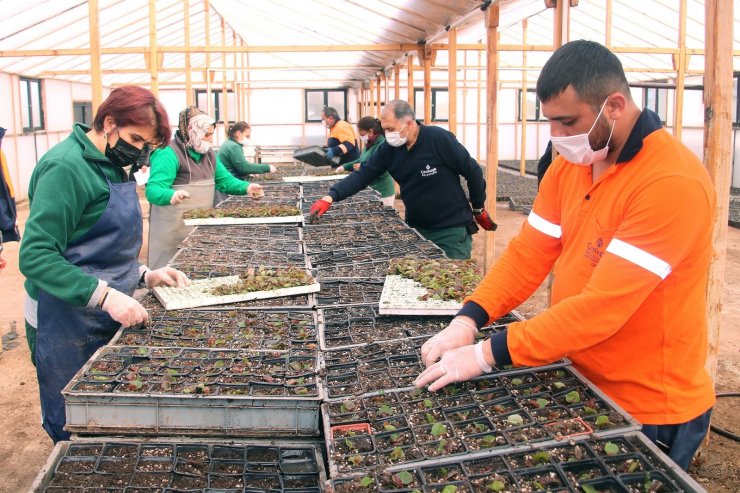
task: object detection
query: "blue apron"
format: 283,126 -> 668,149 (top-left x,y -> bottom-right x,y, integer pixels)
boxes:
36,164 -> 142,442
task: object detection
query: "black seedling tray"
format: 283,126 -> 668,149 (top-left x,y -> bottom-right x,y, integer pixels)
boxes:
294,145 -> 341,167
330,432 -> 706,492
315,280 -> 385,307
32,438 -> 326,492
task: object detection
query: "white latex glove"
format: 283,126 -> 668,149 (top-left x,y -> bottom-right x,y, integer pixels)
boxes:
333,167 -> 345,174
247,183 -> 264,199
102,288 -> 148,327
170,190 -> 190,205
415,341 -> 493,392
145,267 -> 190,288
269,165 -> 277,173
420,316 -> 478,367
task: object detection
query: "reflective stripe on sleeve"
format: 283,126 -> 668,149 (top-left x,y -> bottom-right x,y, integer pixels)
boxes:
527,211 -> 562,239
606,238 -> 672,279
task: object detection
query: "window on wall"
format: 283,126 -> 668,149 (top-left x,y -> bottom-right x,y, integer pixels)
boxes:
733,74 -> 739,127
73,102 -> 93,126
517,89 -> 546,122
643,87 -> 668,124
413,88 -> 449,122
194,90 -> 236,124
305,89 -> 347,122
20,77 -> 44,132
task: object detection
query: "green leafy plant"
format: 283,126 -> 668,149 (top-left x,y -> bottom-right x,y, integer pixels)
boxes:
431,423 -> 448,437
565,390 -> 581,404
378,404 -> 393,416
595,415 -> 613,428
487,480 -> 506,491
183,204 -> 300,219
394,471 -> 414,486
441,485 -> 458,493
389,446 -> 405,461
388,257 -> 482,302
603,442 -> 620,456
506,413 -> 524,426
212,266 -> 314,296
360,476 -> 374,488
348,455 -> 364,466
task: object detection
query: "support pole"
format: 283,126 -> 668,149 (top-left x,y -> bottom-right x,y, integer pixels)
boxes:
703,0 -> 733,386
148,0 -> 159,96
520,19 -> 528,176
184,0 -> 193,106
204,0 -> 212,116
88,0 -> 102,113
394,64 -> 400,99
448,27 -> 458,136
484,4 -> 499,271
221,19 -> 228,127
423,45 -> 432,124
673,0 -> 688,140
407,54 -> 414,108
376,74 -> 382,118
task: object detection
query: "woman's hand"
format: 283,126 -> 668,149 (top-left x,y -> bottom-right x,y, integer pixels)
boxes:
170,190 -> 190,205
247,183 -> 264,199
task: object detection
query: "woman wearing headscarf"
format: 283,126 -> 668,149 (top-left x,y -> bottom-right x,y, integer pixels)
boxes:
335,116 -> 395,207
19,86 -> 190,442
146,107 -> 264,269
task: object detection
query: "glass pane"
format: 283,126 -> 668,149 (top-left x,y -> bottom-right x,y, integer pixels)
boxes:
216,91 -> 235,123
306,91 -> 324,121
657,89 -> 668,123
327,91 -> 346,119
734,77 -> 738,124
433,90 -> 449,121
20,80 -> 30,129
645,88 -> 657,111
30,80 -> 42,129
195,91 -> 210,113
525,91 -> 538,121
73,103 -> 84,124
414,89 -> 425,121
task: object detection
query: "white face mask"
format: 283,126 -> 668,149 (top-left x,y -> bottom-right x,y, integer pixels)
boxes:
239,138 -> 249,146
359,135 -> 368,143
386,121 -> 408,147
550,99 -> 614,165
192,140 -> 211,154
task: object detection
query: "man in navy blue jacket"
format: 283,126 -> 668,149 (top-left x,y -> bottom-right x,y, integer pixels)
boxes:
309,99 -> 495,259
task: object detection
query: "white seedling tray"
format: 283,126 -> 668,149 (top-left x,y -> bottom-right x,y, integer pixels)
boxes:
281,175 -> 347,183
153,275 -> 321,310
378,274 -> 463,315
183,215 -> 304,226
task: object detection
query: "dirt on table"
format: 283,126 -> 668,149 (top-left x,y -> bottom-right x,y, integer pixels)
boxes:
0,196 -> 738,492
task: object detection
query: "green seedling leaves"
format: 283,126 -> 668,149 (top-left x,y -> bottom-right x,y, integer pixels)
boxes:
378,404 -> 393,416
389,447 -> 405,461
425,413 -> 436,424
360,476 -> 374,487
536,398 -> 549,409
431,423 -> 448,436
553,381 -> 566,390
441,485 -> 458,493
604,442 -> 620,456
395,471 -> 414,485
487,480 -> 506,491
423,398 -> 434,409
565,390 -> 581,404
510,378 -> 524,386
532,451 -> 550,464
348,455 -> 364,466
581,485 -> 598,493
506,413 -> 524,426
595,415 -> 612,428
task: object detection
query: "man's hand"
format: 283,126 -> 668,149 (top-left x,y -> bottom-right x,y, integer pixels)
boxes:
309,197 -> 332,224
415,341 -> 493,392
248,183 -> 264,199
474,208 -> 497,231
145,267 -> 190,288
268,165 -> 277,173
102,288 -> 148,327
170,190 -> 190,205
420,316 -> 478,367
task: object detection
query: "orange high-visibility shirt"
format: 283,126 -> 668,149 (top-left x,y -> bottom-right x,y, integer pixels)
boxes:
462,110 -> 716,425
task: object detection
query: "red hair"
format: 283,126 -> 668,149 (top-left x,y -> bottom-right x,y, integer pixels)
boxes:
92,86 -> 171,147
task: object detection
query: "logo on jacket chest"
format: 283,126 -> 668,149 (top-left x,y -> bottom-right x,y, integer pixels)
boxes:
420,164 -> 438,177
584,237 -> 606,267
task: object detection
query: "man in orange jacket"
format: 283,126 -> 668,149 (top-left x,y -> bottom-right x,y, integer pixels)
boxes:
415,40 -> 715,471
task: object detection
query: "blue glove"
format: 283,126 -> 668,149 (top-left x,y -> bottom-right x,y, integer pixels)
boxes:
325,148 -> 335,159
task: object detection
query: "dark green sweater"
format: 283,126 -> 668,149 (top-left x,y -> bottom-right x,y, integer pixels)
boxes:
218,138 -> 271,179
20,124 -> 129,307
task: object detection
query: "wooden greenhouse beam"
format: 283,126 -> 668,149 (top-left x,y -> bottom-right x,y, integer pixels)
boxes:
484,4 -> 499,271
87,0 -> 102,113
148,0 -> 159,96
369,78 -> 376,118
376,74 -> 382,118
233,32 -> 238,121
221,19 -> 228,127
407,55 -> 414,109
448,27 -> 458,136
5,44 -> 733,58
520,19 -> 528,177
605,0 -> 612,48
184,0 -> 193,106
394,64 -> 400,99
422,45 -> 432,124
476,45 -> 482,161
204,0 -> 212,116
703,0 -> 733,387
553,0 -> 564,48
673,0 -> 687,140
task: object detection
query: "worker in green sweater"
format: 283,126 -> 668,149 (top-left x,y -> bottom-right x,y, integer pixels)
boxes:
214,121 -> 276,204
146,107 -> 264,269
335,116 -> 395,207
19,86 -> 190,443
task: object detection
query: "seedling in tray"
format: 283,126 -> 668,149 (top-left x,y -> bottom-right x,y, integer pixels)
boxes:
212,266 -> 315,295
183,204 -> 301,219
387,257 -> 481,302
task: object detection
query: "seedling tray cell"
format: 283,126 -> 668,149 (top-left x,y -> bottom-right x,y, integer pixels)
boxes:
316,280 -> 385,308
170,246 -> 308,268
184,223 -> 301,242
152,274 -> 320,310
64,346 -> 323,437
31,438 -> 326,492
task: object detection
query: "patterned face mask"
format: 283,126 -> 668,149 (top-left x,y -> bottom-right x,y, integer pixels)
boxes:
187,113 -> 215,154
105,129 -> 144,167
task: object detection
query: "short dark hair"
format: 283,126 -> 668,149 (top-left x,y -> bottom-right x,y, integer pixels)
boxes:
228,121 -> 250,139
322,107 -> 340,120
92,85 -> 171,147
536,40 -> 630,109
357,116 -> 383,135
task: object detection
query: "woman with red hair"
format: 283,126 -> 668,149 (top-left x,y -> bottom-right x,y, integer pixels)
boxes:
19,86 -> 190,443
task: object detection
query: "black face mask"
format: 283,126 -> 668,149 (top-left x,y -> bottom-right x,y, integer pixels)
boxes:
105,131 -> 144,168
